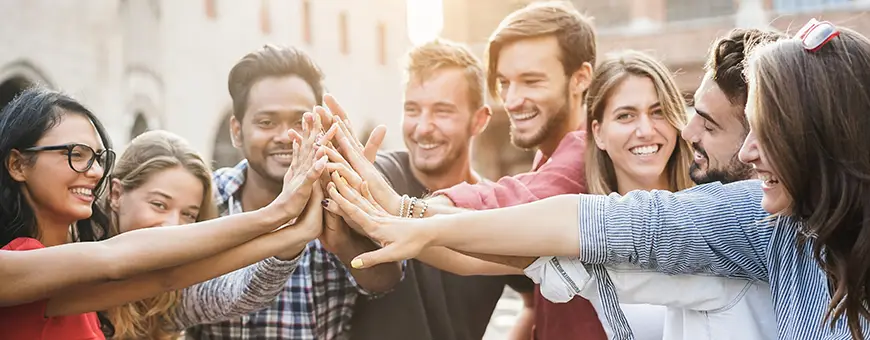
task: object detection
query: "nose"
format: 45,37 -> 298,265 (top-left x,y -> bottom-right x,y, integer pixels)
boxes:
415,111 -> 436,135
737,129 -> 758,164
161,213 -> 182,227
681,114 -> 702,143
635,114 -> 655,138
503,85 -> 524,112
84,160 -> 105,179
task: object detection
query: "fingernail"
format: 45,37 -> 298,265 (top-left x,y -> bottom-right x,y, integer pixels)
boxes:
321,199 -> 329,208
340,177 -> 348,186
351,258 -> 364,269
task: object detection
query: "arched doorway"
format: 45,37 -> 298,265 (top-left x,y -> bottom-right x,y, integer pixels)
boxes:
130,112 -> 149,139
0,76 -> 33,111
212,114 -> 242,169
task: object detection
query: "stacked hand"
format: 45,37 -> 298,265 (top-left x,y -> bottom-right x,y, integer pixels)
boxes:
277,94 -> 432,267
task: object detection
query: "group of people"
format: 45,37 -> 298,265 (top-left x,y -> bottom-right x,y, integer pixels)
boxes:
1,1 -> 870,339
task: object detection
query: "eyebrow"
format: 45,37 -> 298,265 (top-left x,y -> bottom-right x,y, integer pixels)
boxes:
694,107 -> 723,129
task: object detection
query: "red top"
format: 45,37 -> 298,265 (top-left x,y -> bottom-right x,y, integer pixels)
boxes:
437,130 -> 607,340
0,237 -> 105,340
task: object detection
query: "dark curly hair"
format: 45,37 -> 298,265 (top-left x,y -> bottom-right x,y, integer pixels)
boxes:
704,28 -> 787,114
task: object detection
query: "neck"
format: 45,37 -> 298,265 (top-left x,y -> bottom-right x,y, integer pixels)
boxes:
410,152 -> 480,191
35,218 -> 71,247
239,168 -> 281,212
538,98 -> 586,157
615,170 -> 671,196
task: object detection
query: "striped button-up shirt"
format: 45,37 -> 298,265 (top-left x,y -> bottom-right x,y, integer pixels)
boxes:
188,160 -> 366,340
577,179 -> 870,339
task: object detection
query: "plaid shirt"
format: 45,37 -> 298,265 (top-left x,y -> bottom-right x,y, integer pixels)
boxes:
188,160 -> 365,340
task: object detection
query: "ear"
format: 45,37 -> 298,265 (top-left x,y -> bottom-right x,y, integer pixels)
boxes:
470,105 -> 492,136
6,150 -> 28,182
591,120 -> 606,151
109,178 -> 124,213
230,115 -> 243,148
569,62 -> 594,97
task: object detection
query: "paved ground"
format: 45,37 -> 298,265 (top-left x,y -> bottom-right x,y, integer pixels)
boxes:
482,288 -> 524,340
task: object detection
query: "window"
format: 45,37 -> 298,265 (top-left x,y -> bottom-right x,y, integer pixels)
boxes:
205,0 -> 217,19
573,0 -> 632,28
302,0 -> 312,44
665,0 -> 736,22
773,0 -> 852,12
339,12 -> 349,55
377,22 -> 387,65
260,0 -> 271,34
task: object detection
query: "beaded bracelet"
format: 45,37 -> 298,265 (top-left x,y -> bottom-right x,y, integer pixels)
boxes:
418,199 -> 428,218
398,194 -> 409,217
407,197 -> 418,218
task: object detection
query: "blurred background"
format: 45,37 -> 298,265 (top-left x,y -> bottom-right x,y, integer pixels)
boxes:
1,0 -> 868,338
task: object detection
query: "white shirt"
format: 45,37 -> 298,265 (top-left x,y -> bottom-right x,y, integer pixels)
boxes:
524,256 -> 777,340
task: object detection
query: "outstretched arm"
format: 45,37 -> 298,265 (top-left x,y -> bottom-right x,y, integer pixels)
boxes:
336,180 -> 776,283
44,185 -> 324,317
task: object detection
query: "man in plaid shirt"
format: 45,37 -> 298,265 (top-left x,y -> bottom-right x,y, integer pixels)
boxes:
187,45 -> 403,340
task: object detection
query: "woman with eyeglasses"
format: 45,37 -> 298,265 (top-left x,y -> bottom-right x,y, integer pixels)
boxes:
325,20 -> 870,338
0,87 -> 327,339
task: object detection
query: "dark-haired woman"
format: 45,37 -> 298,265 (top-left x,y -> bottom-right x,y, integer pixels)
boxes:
0,87 -> 327,339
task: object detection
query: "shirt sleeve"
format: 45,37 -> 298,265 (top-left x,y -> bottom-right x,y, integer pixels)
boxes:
169,254 -> 301,330
578,180 -> 779,281
435,131 -> 587,209
535,257 -> 754,311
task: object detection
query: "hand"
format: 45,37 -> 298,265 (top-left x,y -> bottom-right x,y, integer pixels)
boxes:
268,112 -> 329,222
274,182 -> 325,260
320,94 -> 385,163
324,174 -> 433,269
325,120 -> 404,216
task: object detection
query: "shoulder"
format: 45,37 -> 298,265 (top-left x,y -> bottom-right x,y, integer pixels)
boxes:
374,150 -> 411,186
2,237 -> 44,251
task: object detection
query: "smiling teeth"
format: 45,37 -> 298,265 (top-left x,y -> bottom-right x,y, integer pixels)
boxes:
418,143 -> 440,150
71,188 -> 93,197
759,173 -> 779,184
511,111 -> 538,121
273,153 -> 292,159
630,145 -> 660,155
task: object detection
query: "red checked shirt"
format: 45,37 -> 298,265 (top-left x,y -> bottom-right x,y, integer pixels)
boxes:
436,130 -> 608,340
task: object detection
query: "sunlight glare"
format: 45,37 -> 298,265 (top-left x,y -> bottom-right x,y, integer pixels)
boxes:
406,0 -> 444,45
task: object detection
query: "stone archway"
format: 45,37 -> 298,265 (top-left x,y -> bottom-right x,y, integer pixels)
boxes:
212,113 -> 242,169
130,112 -> 150,139
0,61 -> 54,111
0,76 -> 32,111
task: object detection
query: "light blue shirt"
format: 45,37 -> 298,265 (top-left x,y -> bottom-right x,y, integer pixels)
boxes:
576,179 -> 869,339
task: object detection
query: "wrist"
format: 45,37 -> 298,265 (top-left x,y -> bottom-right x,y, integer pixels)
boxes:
260,203 -> 291,229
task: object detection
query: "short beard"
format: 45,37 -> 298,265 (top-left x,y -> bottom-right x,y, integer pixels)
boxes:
689,155 -> 754,184
510,87 -> 571,150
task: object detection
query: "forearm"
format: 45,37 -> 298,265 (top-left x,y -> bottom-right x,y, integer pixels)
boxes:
420,195 -> 467,217
456,251 -> 537,270
426,195 -> 581,257
416,247 -> 522,276
45,225 -> 308,317
331,235 -> 402,293
103,207 -> 285,280
171,256 -> 299,330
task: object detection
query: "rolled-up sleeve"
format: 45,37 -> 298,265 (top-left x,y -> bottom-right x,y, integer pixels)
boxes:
577,180 -> 776,281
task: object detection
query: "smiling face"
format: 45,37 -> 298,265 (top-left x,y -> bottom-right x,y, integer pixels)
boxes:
231,75 -> 316,185
592,75 -> 678,191
12,113 -> 107,226
495,36 -> 572,149
403,67 -> 483,174
682,74 -> 754,185
112,166 -> 205,232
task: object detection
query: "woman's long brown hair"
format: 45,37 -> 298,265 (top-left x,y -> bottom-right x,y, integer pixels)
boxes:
748,28 -> 870,339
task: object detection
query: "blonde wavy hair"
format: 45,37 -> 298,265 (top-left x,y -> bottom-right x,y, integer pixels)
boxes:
104,130 -> 218,340
585,50 -> 694,195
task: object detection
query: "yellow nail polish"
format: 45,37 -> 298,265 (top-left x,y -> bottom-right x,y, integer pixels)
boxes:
351,258 -> 364,269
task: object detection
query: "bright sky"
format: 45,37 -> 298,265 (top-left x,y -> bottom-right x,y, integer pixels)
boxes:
406,0 -> 444,45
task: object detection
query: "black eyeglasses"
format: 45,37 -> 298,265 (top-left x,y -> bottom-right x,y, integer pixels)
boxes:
23,143 -> 116,173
